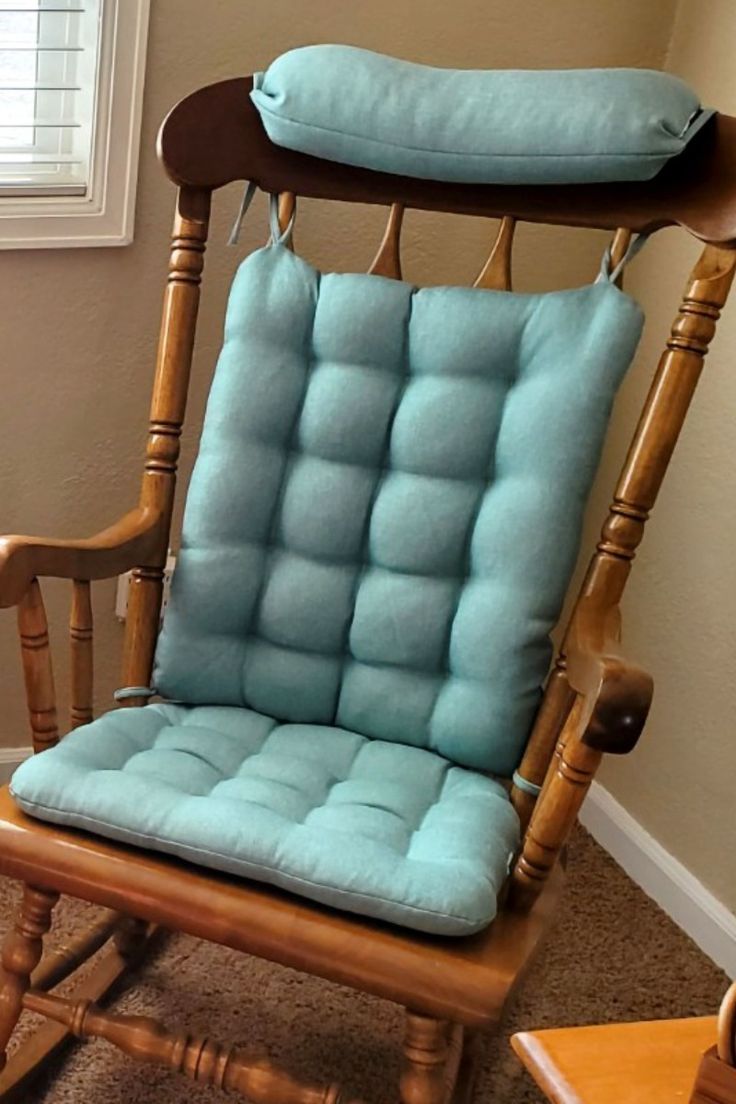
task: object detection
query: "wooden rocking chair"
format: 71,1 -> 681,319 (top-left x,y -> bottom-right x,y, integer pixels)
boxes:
0,76 -> 734,1103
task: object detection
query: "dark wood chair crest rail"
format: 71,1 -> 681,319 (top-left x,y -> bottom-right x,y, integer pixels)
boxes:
159,78 -> 736,243
0,76 -> 733,1103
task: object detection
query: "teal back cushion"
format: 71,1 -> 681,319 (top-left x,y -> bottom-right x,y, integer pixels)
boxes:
154,245 -> 644,774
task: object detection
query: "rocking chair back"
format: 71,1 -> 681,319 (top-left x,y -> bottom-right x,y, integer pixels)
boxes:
1,73 -> 735,1104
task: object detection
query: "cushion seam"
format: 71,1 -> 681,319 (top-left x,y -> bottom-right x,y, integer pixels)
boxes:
238,268 -> 322,705
253,101 -> 687,159
10,790 -> 496,927
334,286 -> 415,724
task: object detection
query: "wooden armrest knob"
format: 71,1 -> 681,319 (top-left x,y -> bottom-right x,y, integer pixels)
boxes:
581,657 -> 653,755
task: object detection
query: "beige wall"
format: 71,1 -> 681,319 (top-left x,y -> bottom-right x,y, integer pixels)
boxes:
13,1 -> 733,900
593,0 -> 736,911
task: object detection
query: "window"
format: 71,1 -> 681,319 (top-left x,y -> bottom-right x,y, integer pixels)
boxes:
0,0 -> 150,248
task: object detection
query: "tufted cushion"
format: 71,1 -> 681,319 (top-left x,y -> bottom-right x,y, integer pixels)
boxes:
10,704 -> 519,935
154,245 -> 644,775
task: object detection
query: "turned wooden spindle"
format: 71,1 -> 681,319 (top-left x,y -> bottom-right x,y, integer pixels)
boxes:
608,226 -> 633,289
510,243 -> 736,908
17,579 -> 59,754
584,243 -> 736,603
0,886 -> 58,1068
276,191 -> 296,248
554,241 -> 736,687
23,990 -> 345,1104
510,703 -> 599,909
369,203 -> 404,279
400,1013 -> 451,1104
69,579 -> 93,729
121,186 -> 211,701
31,910 -> 121,994
510,665 -> 575,827
473,216 -> 515,291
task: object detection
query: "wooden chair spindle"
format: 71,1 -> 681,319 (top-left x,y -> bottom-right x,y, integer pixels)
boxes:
609,227 -> 632,266
473,217 -> 515,291
0,885 -> 59,1068
369,203 -> 404,279
400,1013 -> 451,1104
23,988 -> 348,1104
70,580 -> 93,730
581,243 -> 736,615
511,702 -> 599,908
17,580 -> 59,755
277,191 -> 296,248
510,668 -> 575,827
121,187 -> 210,701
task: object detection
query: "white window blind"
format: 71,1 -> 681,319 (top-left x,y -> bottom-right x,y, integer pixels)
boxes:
0,0 -> 101,197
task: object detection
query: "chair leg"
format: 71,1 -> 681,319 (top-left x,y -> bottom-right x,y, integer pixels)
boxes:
451,1029 -> 484,1104
0,911 -> 158,1103
0,884 -> 59,1067
112,915 -> 152,960
400,1012 -> 451,1104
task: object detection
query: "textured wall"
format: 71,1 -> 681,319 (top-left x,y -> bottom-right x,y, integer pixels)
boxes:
0,7 -> 678,802
593,0 -> 736,911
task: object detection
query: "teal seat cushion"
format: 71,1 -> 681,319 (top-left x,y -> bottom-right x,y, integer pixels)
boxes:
251,46 -> 713,184
153,244 -> 644,775
10,704 -> 519,936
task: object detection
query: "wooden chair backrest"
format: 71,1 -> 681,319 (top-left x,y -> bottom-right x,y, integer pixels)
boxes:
160,78 -> 736,242
118,77 -> 736,827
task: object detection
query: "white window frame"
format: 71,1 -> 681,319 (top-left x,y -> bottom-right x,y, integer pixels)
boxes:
0,0 -> 150,249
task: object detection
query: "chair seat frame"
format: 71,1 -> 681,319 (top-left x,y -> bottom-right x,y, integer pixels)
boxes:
0,76 -> 734,1102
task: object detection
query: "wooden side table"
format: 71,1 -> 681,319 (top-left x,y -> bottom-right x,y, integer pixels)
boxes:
512,982 -> 736,1104
512,1016 -> 717,1104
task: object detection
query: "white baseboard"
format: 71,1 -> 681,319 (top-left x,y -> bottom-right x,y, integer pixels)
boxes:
580,781 -> 736,978
0,747 -> 32,787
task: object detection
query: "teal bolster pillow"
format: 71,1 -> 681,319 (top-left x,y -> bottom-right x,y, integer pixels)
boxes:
251,46 -> 713,184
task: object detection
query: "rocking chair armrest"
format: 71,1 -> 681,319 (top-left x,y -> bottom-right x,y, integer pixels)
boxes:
0,507 -> 165,608
565,604 -> 654,755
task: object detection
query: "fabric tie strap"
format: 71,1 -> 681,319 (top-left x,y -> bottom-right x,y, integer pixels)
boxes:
114,686 -> 156,702
227,179 -> 257,246
512,770 -> 542,797
596,231 -> 649,285
228,184 -> 297,247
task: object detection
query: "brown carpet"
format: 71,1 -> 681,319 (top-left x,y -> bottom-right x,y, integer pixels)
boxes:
1,826 -> 727,1103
